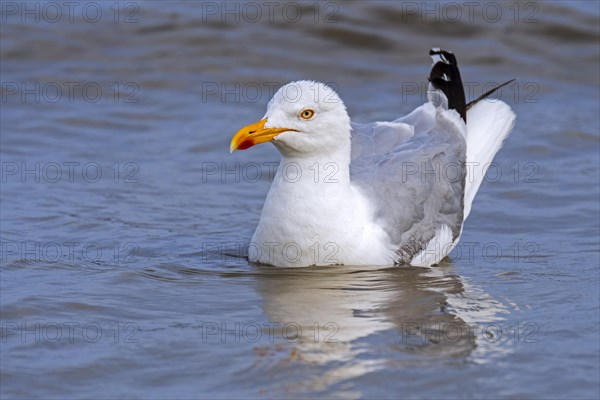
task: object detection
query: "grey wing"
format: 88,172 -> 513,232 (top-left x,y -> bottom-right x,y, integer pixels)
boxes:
350,103 -> 467,264
351,103 -> 437,161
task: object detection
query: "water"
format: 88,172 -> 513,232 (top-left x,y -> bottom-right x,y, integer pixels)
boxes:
1,1 -> 599,398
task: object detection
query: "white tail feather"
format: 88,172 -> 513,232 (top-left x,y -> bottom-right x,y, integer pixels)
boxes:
463,100 -> 516,221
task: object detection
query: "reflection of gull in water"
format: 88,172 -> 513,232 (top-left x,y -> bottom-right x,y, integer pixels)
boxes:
422,266 -> 511,364
253,265 -> 510,395
258,267 -> 396,379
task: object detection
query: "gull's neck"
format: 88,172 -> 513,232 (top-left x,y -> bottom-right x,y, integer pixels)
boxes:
277,146 -> 351,185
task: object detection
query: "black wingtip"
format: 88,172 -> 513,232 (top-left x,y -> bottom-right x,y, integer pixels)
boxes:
466,79 -> 516,109
428,48 -> 467,122
429,48 -> 458,65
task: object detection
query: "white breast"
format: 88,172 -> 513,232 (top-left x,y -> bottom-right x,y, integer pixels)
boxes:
249,160 -> 395,267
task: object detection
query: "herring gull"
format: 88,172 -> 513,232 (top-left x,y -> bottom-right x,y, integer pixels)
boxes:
230,48 -> 516,267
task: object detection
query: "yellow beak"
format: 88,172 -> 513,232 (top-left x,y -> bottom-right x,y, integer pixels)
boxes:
229,118 -> 296,152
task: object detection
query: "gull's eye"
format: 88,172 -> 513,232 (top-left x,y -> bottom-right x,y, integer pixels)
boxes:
299,109 -> 315,120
